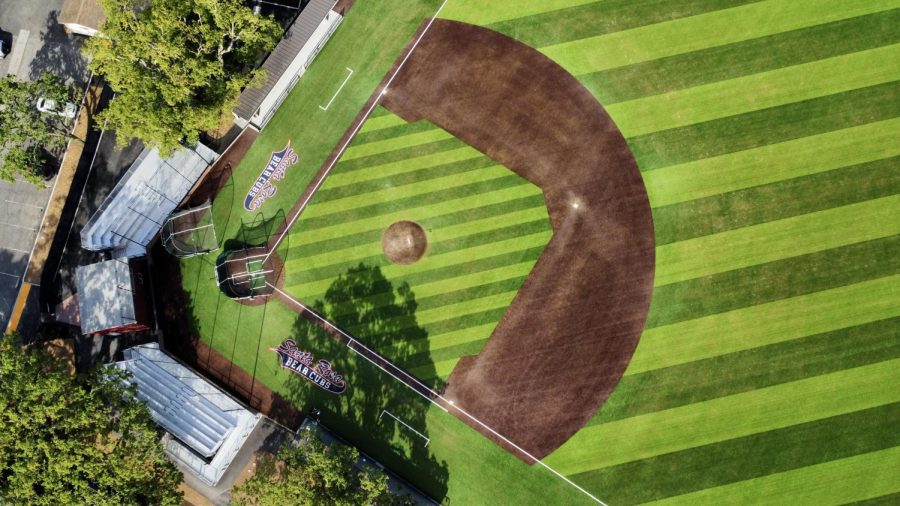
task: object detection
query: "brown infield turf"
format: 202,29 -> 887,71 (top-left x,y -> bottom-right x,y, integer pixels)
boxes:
380,20 -> 655,461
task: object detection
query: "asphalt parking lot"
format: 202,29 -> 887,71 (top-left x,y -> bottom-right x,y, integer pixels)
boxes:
0,0 -> 90,331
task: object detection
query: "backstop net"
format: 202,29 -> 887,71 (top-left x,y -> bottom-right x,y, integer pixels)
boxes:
161,201 -> 218,258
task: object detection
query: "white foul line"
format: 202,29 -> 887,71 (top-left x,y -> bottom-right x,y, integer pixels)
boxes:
269,283 -> 607,505
263,0 -> 450,265
319,67 -> 354,111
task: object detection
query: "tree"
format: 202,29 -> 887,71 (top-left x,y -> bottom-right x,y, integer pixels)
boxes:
85,0 -> 283,152
0,72 -> 75,186
233,435 -> 413,506
0,334 -> 183,505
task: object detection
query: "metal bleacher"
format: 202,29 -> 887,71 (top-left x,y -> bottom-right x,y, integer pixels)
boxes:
81,144 -> 218,258
116,343 -> 261,485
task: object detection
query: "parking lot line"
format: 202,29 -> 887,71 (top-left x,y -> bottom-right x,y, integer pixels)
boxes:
5,29 -> 30,78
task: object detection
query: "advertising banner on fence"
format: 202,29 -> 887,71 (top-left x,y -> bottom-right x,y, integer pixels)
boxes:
271,339 -> 346,394
244,140 -> 299,211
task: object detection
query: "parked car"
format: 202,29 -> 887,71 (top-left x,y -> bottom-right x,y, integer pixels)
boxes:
36,97 -> 78,119
0,39 -> 8,59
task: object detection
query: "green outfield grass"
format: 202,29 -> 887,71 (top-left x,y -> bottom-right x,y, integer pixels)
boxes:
180,0 -> 900,503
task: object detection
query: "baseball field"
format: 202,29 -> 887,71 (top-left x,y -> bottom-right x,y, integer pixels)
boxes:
172,0 -> 900,503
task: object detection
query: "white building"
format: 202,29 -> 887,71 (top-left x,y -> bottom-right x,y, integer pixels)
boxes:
233,0 -> 343,129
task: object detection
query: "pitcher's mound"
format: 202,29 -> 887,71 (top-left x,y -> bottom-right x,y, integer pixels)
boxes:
382,221 -> 427,264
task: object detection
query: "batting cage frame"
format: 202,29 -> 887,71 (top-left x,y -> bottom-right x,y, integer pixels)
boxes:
161,201 -> 219,258
215,211 -> 286,300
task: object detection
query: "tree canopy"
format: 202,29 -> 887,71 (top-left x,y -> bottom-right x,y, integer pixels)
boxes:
233,432 -> 414,506
0,334 -> 183,505
85,0 -> 283,152
0,72 -> 75,186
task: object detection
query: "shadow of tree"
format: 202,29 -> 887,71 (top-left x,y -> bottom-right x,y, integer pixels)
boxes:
281,263 -> 450,501
28,10 -> 89,88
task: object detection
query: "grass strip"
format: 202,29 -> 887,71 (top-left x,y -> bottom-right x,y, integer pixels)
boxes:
342,128 -> 454,160
648,235 -> 900,328
540,0 -> 897,75
653,156 -> 900,245
630,274 -> 900,375
581,9 -> 900,104
654,195 -> 900,286
645,117 -> 900,208
573,403 -> 900,505
544,358 -> 900,474
608,43 -> 900,136
644,445 -> 900,506
487,0 -> 757,48
630,81 -> 900,171
440,0 -> 602,25
588,317 -> 900,426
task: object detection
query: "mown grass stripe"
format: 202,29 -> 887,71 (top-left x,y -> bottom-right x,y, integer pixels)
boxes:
357,112 -> 407,133
608,43 -> 900,137
402,337 -> 490,368
288,181 -> 540,243
285,194 -> 545,259
321,262 -> 540,326
368,105 -> 393,118
653,156 -> 900,245
355,119 -> 443,144
306,165 -> 513,216
326,146 -> 484,187
581,9 -> 900,105
588,317 -> 900,426
334,138 -> 468,173
342,128 -> 454,160
655,195 -> 900,286
286,244 -> 546,294
540,0 -> 898,75
288,231 -> 550,291
440,0 -> 602,25
317,155 -> 496,202
847,493 -> 900,506
411,357 -> 458,382
573,403 -> 900,506
487,0 -> 757,49
630,81 -> 900,171
630,274 -> 900,375
544,358 -> 900,474
383,323 -> 497,356
298,174 -> 530,233
293,213 -> 547,278
648,235 -> 900,328
644,445 -> 900,506
646,117 -> 900,208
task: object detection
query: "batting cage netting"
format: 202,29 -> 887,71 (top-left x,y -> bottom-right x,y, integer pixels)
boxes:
161,201 -> 218,258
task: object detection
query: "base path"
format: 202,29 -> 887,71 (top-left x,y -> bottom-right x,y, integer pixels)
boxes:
381,20 -> 655,460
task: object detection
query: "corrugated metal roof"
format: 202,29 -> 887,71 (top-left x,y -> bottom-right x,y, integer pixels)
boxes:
234,0 -> 336,120
75,258 -> 136,334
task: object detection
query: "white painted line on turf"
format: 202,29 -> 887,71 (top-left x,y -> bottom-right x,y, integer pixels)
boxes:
381,409 -> 430,446
319,67 -> 354,111
263,0 -> 451,265
270,283 -> 607,505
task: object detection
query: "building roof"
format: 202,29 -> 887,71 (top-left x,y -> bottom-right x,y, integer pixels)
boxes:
117,343 -> 260,485
234,0 -> 336,120
75,258 -> 136,334
59,0 -> 106,30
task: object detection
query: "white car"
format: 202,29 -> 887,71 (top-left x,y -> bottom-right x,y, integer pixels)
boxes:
36,97 -> 78,119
